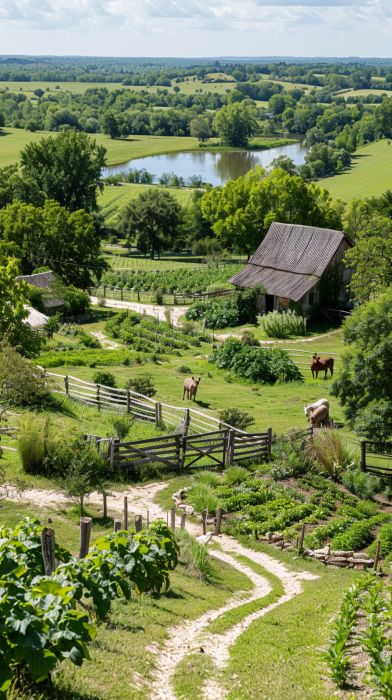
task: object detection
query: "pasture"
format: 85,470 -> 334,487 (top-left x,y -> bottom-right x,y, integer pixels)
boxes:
322,138 -> 392,201
99,183 -> 195,227
339,87 -> 392,99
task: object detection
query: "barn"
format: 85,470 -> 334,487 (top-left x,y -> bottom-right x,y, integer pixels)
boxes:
17,271 -> 64,315
230,222 -> 353,316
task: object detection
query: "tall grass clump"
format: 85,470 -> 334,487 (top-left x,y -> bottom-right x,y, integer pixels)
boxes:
189,484 -> 218,514
177,529 -> 214,581
195,471 -> 221,488
17,415 -> 48,474
260,310 -> 307,339
311,429 -> 355,480
224,466 -> 250,485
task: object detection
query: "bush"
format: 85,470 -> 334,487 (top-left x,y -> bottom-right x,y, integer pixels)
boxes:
127,375 -> 156,398
209,339 -> 302,384
111,416 -> 133,440
178,365 -> 192,374
224,466 -> 250,485
93,371 -> 117,388
195,471 -> 221,488
260,310 -> 307,339
342,468 -> 381,499
218,407 -> 255,431
0,343 -> 49,407
241,330 -> 257,346
186,289 -> 260,329
311,429 -> 355,480
368,523 -> 392,558
353,400 -> 392,441
330,519 -> 374,551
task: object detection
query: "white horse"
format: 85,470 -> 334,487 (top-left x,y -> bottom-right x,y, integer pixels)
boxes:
304,398 -> 330,418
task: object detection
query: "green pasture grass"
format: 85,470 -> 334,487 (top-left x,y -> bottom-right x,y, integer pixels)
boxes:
340,88 -> 392,98
99,183 -> 195,227
0,80 -> 127,97
323,138 -> 392,201
54,544 -> 253,700
223,537 -> 360,700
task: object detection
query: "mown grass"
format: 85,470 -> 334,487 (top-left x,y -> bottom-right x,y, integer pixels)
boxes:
323,138 -> 392,201
99,183 -> 195,227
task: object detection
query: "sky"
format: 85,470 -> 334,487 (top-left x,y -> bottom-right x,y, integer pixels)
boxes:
0,0 -> 391,58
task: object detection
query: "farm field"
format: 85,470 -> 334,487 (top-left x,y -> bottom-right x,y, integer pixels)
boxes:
322,138 -> 392,201
99,183 -> 196,227
339,87 -> 392,99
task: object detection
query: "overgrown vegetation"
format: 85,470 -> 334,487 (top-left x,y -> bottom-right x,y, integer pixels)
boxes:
209,339 -> 302,383
260,310 -> 307,339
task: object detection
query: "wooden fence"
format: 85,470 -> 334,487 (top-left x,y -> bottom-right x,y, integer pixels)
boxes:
360,440 -> 392,480
45,371 -> 243,436
255,346 -> 340,376
102,428 -> 273,475
87,285 -> 234,307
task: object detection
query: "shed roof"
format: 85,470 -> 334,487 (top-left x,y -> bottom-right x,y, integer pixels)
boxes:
230,222 -> 351,302
17,271 -> 63,309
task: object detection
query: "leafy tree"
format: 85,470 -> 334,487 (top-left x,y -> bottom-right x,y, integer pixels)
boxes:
0,260 -> 41,356
0,342 -> 49,405
332,289 -> 392,439
63,438 -> 109,516
213,102 -> 257,147
102,111 -> 120,138
0,200 -> 105,287
344,213 -> 392,303
189,116 -> 211,143
201,167 -> 342,254
20,130 -> 106,212
120,189 -> 182,259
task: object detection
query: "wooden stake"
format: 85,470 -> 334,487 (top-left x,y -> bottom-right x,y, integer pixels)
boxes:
103,492 -> 107,519
79,517 -> 92,559
170,506 -> 176,532
114,519 -> 122,533
135,515 -> 143,532
41,527 -> 56,575
180,512 -> 187,530
202,509 -> 207,536
297,523 -> 306,554
123,496 -> 128,530
215,508 -> 222,536
373,539 -> 381,571
146,510 -> 150,528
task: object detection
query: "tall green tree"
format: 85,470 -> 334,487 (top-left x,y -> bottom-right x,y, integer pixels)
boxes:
120,189 -> 182,259
344,213 -> 392,303
201,167 -> 342,254
189,116 -> 211,143
332,289 -> 392,439
213,102 -> 257,147
0,259 -> 41,356
20,130 -> 106,212
0,200 -> 105,287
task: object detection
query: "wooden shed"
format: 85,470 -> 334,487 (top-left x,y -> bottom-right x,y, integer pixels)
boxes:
230,222 -> 353,316
17,271 -> 63,315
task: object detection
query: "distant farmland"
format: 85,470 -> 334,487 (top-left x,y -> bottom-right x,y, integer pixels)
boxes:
322,139 -> 392,201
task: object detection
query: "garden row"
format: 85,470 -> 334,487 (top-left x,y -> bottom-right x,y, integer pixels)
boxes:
99,266 -> 241,295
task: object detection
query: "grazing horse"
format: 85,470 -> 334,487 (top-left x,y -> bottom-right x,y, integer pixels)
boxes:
304,398 -> 330,418
309,404 -> 330,428
311,353 -> 334,379
183,376 -> 201,401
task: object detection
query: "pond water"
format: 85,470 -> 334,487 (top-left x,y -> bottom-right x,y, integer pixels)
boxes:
102,142 -> 308,186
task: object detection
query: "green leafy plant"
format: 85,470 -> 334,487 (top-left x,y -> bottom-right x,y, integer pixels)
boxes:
127,375 -> 156,398
260,310 -> 307,339
93,370 -> 117,388
209,339 -> 302,384
219,407 -> 255,431
311,429 -> 355,480
342,468 -> 381,499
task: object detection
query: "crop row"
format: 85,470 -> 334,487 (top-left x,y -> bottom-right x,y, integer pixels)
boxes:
100,266 -> 241,294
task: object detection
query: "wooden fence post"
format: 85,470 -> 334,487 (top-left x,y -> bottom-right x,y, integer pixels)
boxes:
155,402 -> 162,427
202,509 -> 207,536
64,375 -> 69,397
114,519 -> 122,533
226,430 -> 235,467
41,527 -> 56,575
297,523 -> 306,554
184,409 -> 190,433
126,390 -> 131,415
103,492 -> 108,519
135,515 -> 143,532
180,512 -> 187,530
267,427 -> 273,461
96,384 -> 101,411
373,540 -> 381,571
79,517 -> 92,559
360,441 -> 367,472
146,510 -> 150,528
170,506 -> 176,532
215,508 -> 222,536
123,496 -> 128,530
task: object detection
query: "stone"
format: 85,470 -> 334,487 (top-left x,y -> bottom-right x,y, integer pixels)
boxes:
185,505 -> 194,515
349,558 -> 374,568
330,550 -> 353,558
313,546 -> 329,557
327,557 -> 350,566
352,552 -> 372,561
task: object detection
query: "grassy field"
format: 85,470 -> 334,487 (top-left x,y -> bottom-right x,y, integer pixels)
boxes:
322,138 -> 392,201
339,88 -> 392,99
99,183 -> 195,226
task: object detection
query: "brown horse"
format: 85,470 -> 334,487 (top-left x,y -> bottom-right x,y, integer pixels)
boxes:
311,354 -> 334,379
182,377 -> 201,401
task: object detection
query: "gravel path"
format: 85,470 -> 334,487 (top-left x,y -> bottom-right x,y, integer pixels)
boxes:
6,482 -> 318,700
90,297 -> 188,327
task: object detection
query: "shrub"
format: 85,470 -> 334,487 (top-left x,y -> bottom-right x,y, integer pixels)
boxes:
78,331 -> 101,349
353,400 -> 392,441
62,438 -> 110,515
218,407 -> 255,431
186,289 -> 260,329
127,376 -> 156,398
331,519 -> 374,551
151,288 -> 164,305
17,415 -> 48,474
260,310 -> 307,339
241,330 -> 257,346
311,429 -> 355,480
178,365 -> 192,374
93,371 -> 117,388
368,523 -> 392,558
195,471 -> 221,488
0,343 -> 49,407
209,339 -> 302,384
342,468 -> 381,499
111,416 -> 133,440
224,466 -> 250,485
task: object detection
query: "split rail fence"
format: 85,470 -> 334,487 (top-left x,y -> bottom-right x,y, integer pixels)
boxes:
44,371 -> 244,436
87,285 -> 234,306
360,440 -> 392,480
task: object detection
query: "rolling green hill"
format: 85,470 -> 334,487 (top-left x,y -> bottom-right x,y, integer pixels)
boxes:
322,139 -> 392,201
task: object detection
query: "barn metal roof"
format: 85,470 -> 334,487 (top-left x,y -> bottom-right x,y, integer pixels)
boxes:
230,222 -> 351,302
17,271 -> 63,309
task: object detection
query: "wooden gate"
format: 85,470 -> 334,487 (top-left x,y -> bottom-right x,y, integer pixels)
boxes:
182,430 -> 228,470
360,440 -> 392,480
110,434 -> 182,475
229,430 -> 272,465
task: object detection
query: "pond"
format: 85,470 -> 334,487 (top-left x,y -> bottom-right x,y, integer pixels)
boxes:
102,142 -> 308,186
